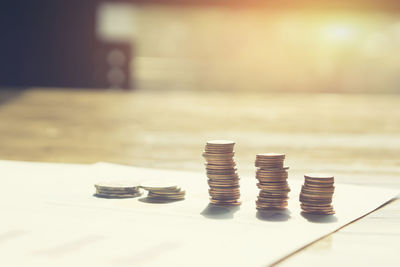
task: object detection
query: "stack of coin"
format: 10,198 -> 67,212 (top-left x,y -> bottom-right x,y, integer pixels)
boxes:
94,181 -> 142,198
300,173 -> 335,215
141,181 -> 185,202
203,140 -> 241,206
255,153 -> 290,210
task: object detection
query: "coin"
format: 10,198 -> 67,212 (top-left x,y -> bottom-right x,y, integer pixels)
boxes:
210,198 -> 241,206
207,140 -> 235,145
205,163 -> 236,169
203,152 -> 235,157
304,173 -> 334,179
206,169 -> 237,175
94,181 -> 142,199
140,180 -> 178,191
255,153 -> 290,210
204,140 -> 241,206
300,174 -> 335,215
148,192 -> 185,200
94,192 -> 142,199
208,180 -> 240,186
139,180 -> 186,201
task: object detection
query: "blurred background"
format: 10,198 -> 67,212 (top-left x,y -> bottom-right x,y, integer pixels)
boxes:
2,0 -> 400,93
0,1 -> 399,183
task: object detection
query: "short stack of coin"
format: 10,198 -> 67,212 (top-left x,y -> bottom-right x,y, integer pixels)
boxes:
141,181 -> 185,202
203,140 -> 241,206
300,173 -> 335,215
94,181 -> 142,198
255,153 -> 290,210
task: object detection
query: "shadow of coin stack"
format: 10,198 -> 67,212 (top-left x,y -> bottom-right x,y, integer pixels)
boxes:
203,140 -> 241,206
255,153 -> 290,210
300,173 -> 335,215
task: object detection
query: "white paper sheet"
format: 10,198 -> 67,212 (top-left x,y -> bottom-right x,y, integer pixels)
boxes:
0,160 -> 397,267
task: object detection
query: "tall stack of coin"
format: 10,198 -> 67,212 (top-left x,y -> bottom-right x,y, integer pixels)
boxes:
255,153 -> 290,210
299,173 -> 335,215
203,140 -> 241,206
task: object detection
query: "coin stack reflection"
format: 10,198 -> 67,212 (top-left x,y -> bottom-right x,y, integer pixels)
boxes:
203,140 -> 241,206
255,153 -> 290,210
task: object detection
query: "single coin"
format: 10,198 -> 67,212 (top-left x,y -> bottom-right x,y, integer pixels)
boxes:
257,206 -> 287,211
257,183 -> 290,190
210,195 -> 240,200
259,192 -> 289,198
210,190 -> 240,196
206,140 -> 235,146
203,152 -> 235,157
257,171 -> 289,176
301,187 -> 334,193
255,158 -> 284,162
256,160 -> 284,165
206,160 -> 236,165
304,182 -> 334,188
304,173 -> 334,179
208,180 -> 240,186
299,194 -> 333,201
148,191 -> 185,198
205,163 -> 236,169
206,168 -> 237,172
302,209 -> 335,215
300,194 -> 332,200
210,199 -> 241,206
206,169 -> 237,175
140,180 -> 179,191
148,192 -> 185,197
205,158 -> 235,162
300,202 -> 333,207
256,167 -> 289,173
301,205 -> 335,211
95,181 -> 140,189
204,149 -> 234,154
96,188 -> 140,194
255,160 -> 285,164
256,175 -> 289,180
300,189 -> 334,196
256,153 -> 285,158
256,201 -> 288,209
95,185 -> 140,190
305,179 -> 334,185
257,178 -> 288,183
148,193 -> 185,199
301,188 -> 335,195
207,174 -> 239,179
258,197 -> 288,203
209,188 -> 240,193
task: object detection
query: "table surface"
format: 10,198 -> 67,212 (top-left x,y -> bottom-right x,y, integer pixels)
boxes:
0,88 -> 399,266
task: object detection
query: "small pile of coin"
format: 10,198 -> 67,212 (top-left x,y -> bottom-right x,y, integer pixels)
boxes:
141,181 -> 185,202
203,140 -> 241,206
300,173 -> 335,215
255,153 -> 290,210
94,181 -> 142,198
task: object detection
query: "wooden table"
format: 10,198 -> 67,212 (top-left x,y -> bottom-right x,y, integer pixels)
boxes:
0,88 -> 399,266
